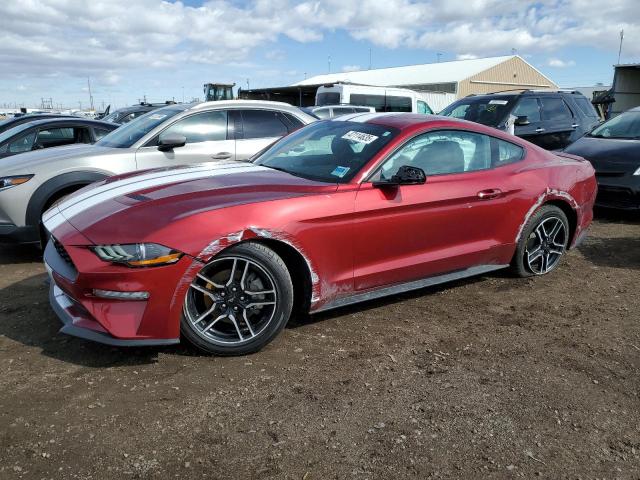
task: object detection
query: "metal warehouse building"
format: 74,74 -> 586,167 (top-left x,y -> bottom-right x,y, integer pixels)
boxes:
240,55 -> 558,109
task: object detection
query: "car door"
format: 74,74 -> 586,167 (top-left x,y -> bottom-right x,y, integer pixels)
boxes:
233,109 -> 292,160
512,97 -> 546,146
538,96 -> 576,150
353,129 -> 521,291
134,110 -> 235,170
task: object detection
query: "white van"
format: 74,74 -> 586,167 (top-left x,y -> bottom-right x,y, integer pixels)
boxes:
315,83 -> 434,114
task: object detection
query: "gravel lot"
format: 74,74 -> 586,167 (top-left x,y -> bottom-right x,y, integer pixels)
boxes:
0,210 -> 639,479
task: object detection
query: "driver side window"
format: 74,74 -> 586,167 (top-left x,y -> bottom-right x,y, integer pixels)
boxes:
158,111 -> 228,145
375,130 -> 492,180
4,131 -> 37,154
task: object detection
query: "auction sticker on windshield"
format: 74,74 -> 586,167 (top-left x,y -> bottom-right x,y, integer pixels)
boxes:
489,100 -> 508,105
342,131 -> 378,144
149,114 -> 167,120
331,166 -> 351,178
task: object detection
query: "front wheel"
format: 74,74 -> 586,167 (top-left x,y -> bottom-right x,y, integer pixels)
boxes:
181,242 -> 294,355
512,205 -> 570,277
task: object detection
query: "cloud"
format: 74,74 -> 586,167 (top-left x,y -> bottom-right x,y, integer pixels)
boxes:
1,0 -> 639,100
456,54 -> 479,60
548,58 -> 576,68
342,65 -> 361,72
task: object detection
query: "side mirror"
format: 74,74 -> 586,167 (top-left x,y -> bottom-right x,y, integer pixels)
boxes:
158,134 -> 187,152
373,165 -> 426,188
514,115 -> 530,126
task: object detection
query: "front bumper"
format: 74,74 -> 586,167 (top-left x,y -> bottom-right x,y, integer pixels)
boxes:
49,283 -> 180,347
0,223 -> 38,243
595,175 -> 640,210
44,236 -> 197,347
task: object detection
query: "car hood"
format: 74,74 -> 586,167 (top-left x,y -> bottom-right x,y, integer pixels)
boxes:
0,143 -> 129,174
564,136 -> 640,174
43,161 -> 337,244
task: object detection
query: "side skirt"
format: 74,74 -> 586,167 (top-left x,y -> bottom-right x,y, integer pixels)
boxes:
314,264 -> 509,313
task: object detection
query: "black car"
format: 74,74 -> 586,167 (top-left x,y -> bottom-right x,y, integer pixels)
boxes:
0,118 -> 118,159
0,114 -> 76,135
100,101 -> 177,125
564,107 -> 640,210
440,90 -> 601,150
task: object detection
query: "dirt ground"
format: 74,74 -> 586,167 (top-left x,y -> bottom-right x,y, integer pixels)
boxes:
0,210 -> 639,480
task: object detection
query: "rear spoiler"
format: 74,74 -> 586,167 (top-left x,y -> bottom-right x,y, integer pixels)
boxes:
554,151 -> 589,162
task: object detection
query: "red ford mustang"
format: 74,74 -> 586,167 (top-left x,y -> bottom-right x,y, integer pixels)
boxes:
43,114 -> 597,355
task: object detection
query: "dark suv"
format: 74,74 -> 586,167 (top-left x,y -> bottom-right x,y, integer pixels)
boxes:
99,101 -> 178,125
440,90 -> 601,150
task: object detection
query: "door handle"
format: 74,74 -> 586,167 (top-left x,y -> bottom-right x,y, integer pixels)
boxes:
571,124 -> 579,129
211,152 -> 232,160
477,189 -> 502,200
535,127 -> 545,133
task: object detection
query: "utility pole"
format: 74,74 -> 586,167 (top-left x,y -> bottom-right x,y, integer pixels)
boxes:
328,55 -> 331,73
618,29 -> 624,64
246,78 -> 250,90
87,77 -> 94,111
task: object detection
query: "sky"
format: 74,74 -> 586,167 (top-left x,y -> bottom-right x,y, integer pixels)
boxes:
1,0 -> 639,110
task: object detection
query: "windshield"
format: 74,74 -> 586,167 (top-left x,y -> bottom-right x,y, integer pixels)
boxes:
589,111 -> 640,139
95,106 -> 185,148
254,120 -> 399,183
101,111 -> 120,123
0,122 -> 32,144
440,97 -> 514,126
316,92 -> 341,106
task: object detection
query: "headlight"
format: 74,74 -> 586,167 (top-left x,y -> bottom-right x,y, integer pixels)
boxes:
0,175 -> 33,190
93,243 -> 183,267
634,166 -> 640,176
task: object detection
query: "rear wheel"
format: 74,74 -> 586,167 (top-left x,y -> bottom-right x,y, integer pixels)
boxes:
512,205 -> 569,277
181,242 -> 294,355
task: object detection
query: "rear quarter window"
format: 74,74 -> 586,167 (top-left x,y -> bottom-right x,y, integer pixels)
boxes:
573,96 -> 599,119
493,138 -> 525,167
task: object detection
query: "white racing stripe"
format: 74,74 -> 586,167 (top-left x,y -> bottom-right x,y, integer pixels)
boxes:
56,161 -> 243,213
44,162 -> 269,232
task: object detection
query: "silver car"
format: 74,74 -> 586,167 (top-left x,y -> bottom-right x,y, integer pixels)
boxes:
0,100 -> 315,243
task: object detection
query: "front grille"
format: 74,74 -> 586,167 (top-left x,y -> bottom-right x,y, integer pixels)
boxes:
52,237 -> 73,266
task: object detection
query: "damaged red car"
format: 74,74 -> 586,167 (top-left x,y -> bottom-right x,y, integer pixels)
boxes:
43,113 -> 597,355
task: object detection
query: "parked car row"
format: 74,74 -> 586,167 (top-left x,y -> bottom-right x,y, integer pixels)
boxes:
0,90 -> 637,356
0,100 -> 315,243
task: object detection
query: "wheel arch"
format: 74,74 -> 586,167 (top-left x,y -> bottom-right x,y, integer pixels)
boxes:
543,199 -> 578,249
25,171 -> 107,226
248,238 -> 313,315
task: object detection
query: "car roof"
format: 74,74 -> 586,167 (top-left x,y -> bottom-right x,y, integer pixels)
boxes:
189,99 -> 300,112
17,117 -> 118,128
330,111 -> 513,133
464,90 -> 586,99
311,105 -> 373,110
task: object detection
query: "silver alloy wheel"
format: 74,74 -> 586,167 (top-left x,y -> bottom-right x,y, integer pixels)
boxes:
184,256 -> 278,345
524,216 -> 567,275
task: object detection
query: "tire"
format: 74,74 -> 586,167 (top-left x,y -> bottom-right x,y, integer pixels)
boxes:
512,205 -> 570,277
181,242 -> 294,355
